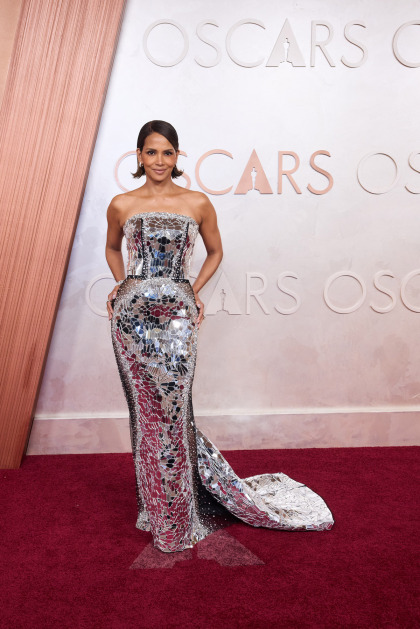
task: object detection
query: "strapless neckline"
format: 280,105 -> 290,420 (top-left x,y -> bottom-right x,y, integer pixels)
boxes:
123,211 -> 199,232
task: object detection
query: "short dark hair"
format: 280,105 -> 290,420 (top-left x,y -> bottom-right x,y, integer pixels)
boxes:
132,120 -> 183,179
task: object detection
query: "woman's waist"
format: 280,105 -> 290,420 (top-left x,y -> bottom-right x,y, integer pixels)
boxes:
114,275 -> 195,306
119,275 -> 194,294
126,258 -> 190,280
126,274 -> 190,283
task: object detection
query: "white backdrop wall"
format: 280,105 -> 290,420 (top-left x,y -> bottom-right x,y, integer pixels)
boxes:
29,0 -> 420,454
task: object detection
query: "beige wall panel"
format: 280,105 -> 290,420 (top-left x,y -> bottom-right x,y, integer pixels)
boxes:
27,410 -> 420,455
0,0 -> 126,468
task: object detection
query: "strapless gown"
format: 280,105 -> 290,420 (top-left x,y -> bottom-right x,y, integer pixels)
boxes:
111,211 -> 333,553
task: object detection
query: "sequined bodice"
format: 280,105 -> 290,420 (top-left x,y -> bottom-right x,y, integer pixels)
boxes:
123,212 -> 199,280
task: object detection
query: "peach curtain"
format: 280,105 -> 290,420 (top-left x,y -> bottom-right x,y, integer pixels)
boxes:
0,0 -> 126,468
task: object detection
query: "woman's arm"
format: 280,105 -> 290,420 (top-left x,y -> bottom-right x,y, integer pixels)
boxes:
105,197 -> 125,320
192,195 -> 223,325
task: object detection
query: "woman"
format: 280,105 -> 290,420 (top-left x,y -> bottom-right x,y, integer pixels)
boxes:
105,120 -> 333,553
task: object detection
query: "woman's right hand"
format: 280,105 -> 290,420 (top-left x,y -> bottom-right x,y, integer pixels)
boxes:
107,284 -> 121,321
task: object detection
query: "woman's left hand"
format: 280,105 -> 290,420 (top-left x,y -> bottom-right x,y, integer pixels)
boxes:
194,293 -> 205,328
107,284 -> 121,321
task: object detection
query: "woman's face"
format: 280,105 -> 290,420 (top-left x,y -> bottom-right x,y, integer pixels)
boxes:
137,132 -> 178,181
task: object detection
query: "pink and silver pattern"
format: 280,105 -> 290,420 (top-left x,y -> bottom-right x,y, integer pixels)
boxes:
111,212 -> 333,553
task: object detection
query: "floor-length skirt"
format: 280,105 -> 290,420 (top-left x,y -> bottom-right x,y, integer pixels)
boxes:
111,275 -> 333,553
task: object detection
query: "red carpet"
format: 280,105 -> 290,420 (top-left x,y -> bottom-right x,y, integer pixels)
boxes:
0,446 -> 418,628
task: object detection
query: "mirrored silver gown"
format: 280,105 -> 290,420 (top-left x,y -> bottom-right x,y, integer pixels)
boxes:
111,211 -> 334,553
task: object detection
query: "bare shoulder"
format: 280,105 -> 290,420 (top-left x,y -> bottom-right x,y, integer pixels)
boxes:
182,189 -> 216,223
107,192 -> 136,227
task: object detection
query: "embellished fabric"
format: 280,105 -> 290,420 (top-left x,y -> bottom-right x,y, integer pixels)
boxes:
111,212 -> 333,553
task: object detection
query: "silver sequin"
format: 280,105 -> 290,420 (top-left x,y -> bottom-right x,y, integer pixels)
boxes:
111,212 -> 333,553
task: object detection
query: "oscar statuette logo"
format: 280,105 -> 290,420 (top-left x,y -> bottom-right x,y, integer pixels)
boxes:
114,147 -> 334,196
115,148 -> 419,196
143,18 -> 369,68
142,18 -> 420,69
85,268 -> 420,318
